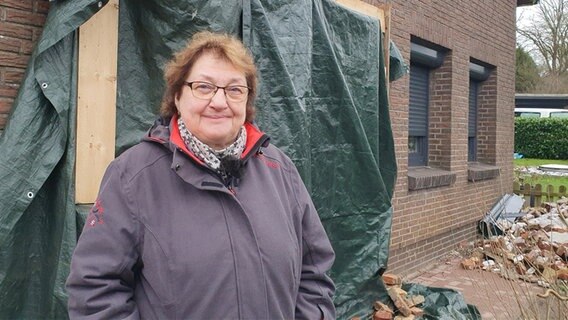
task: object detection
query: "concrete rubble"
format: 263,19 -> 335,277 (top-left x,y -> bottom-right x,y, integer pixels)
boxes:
465,196 -> 568,291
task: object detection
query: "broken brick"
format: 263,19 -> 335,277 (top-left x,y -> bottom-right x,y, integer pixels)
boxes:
513,237 -> 527,249
554,244 -> 568,259
387,287 -> 412,317
373,310 -> 393,320
557,268 -> 568,281
407,295 -> 425,308
382,273 -> 402,286
410,307 -> 424,316
515,263 -> 527,275
373,301 -> 393,313
537,240 -> 552,251
460,258 -> 478,270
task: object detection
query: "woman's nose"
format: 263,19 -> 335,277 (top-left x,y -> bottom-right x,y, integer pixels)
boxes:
209,89 -> 228,109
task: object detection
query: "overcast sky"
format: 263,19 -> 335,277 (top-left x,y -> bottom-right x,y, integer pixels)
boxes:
516,4 -> 539,28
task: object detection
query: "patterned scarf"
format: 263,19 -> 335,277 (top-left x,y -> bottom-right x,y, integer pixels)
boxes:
177,117 -> 246,181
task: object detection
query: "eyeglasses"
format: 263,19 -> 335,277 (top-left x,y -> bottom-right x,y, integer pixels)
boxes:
184,81 -> 250,102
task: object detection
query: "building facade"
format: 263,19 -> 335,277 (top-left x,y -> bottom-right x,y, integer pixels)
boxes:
1,0 -> 528,276
377,0 -> 524,274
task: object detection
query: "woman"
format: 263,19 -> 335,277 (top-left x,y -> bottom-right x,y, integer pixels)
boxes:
66,31 -> 336,319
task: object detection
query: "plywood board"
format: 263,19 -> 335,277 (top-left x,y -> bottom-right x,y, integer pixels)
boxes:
75,0 -> 119,204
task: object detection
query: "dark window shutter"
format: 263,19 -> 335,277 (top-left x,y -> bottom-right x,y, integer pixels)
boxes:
468,80 -> 479,161
409,63 -> 429,166
409,64 -> 429,136
468,81 -> 478,137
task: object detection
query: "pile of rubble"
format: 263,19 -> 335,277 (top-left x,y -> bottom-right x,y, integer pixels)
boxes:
352,274 -> 425,320
463,197 -> 568,289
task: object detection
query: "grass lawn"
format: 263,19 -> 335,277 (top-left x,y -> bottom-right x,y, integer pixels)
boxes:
513,158 -> 568,167
514,158 -> 568,190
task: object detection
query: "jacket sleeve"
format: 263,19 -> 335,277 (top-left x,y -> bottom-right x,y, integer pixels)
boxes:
66,159 -> 141,319
291,167 -> 336,320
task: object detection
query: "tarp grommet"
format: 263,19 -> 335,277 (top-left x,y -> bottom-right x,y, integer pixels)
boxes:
41,82 -> 48,89
26,191 -> 34,199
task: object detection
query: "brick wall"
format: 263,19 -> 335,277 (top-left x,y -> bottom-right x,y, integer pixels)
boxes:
370,0 -> 517,275
0,0 -> 49,133
428,53 -> 453,170
478,72 -> 499,164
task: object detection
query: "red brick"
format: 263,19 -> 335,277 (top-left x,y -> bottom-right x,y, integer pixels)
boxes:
4,68 -> 25,83
32,27 -> 43,42
0,21 -> 34,40
0,36 -> 22,54
0,98 -> 14,113
20,39 -> 34,55
382,273 -> 402,285
0,113 -> 8,129
0,83 -> 20,98
373,310 -> 393,320
34,1 -> 50,14
5,7 -> 46,27
0,52 -> 30,68
1,0 -> 34,11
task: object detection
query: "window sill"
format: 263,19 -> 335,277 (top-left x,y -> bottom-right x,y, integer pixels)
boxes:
408,167 -> 456,191
468,162 -> 500,182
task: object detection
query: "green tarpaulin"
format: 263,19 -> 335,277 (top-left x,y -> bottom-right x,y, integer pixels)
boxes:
0,0 -> 480,319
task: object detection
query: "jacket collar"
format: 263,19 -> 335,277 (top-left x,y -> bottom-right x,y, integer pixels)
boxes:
144,114 -> 270,165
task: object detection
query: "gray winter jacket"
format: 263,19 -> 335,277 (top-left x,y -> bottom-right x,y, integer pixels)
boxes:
66,116 -> 336,319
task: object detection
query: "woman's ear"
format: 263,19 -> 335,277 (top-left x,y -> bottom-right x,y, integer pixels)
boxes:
174,93 -> 181,114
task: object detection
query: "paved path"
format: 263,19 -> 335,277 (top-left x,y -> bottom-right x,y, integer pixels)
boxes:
406,255 -> 568,320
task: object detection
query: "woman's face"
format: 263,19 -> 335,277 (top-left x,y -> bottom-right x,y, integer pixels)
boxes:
175,53 -> 248,150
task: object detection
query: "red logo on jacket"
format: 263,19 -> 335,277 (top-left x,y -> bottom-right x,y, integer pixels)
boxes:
87,199 -> 105,227
255,153 -> 280,169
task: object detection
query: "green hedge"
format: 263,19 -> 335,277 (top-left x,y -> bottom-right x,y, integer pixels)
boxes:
515,117 -> 568,159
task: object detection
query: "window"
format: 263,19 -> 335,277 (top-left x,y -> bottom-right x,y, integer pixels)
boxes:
551,111 -> 568,118
407,38 -> 456,189
468,60 -> 491,163
515,111 -> 540,118
408,39 -> 445,167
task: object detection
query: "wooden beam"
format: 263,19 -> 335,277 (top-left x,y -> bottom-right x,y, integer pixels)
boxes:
75,0 -> 119,204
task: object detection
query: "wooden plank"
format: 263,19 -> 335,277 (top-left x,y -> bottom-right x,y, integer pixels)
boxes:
546,184 -> 554,203
75,0 -> 119,204
534,184 -> 542,207
382,4 -> 391,83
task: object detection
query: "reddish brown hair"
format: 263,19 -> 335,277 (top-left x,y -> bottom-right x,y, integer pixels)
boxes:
160,31 -> 258,121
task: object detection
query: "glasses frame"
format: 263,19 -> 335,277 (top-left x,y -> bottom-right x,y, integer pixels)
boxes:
184,81 -> 250,102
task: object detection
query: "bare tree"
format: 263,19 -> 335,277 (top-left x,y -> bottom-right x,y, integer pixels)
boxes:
517,0 -> 568,78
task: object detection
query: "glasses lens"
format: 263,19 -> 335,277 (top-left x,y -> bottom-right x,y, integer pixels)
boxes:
225,86 -> 249,101
188,82 -> 248,102
190,82 -> 216,99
